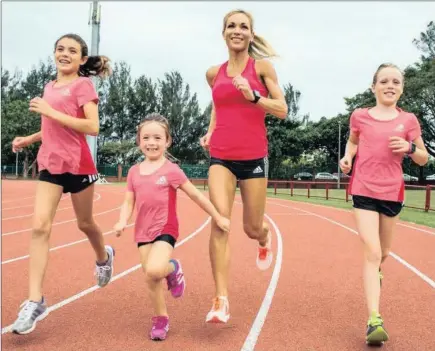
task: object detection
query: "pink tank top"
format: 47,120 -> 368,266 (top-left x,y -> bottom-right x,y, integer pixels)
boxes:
210,57 -> 269,160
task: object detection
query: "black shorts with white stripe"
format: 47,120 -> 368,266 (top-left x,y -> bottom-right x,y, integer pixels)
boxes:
39,170 -> 99,194
210,157 -> 269,180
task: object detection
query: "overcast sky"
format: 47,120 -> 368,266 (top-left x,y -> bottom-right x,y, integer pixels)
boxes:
2,1 -> 434,121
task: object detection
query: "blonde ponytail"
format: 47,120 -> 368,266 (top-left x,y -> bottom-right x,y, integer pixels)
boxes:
249,33 -> 277,59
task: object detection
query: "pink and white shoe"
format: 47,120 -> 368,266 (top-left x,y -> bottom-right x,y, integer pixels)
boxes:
205,296 -> 230,323
149,316 -> 169,341
165,259 -> 185,298
256,231 -> 273,270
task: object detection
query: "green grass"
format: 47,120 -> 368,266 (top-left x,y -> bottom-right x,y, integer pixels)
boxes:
266,190 -> 435,228
104,182 -> 434,228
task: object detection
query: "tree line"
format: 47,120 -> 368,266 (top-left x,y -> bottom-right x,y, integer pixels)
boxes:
1,21 -> 434,180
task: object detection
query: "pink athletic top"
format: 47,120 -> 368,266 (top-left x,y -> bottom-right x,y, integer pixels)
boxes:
37,77 -> 98,175
126,160 -> 188,243
348,108 -> 422,202
210,57 -> 269,160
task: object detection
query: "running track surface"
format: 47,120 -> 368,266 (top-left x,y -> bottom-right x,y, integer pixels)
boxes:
1,180 -> 434,351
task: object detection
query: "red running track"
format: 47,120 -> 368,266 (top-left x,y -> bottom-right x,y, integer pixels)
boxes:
1,180 -> 434,351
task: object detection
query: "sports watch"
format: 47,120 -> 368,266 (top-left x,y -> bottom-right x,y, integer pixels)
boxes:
407,142 -> 417,154
250,90 -> 261,104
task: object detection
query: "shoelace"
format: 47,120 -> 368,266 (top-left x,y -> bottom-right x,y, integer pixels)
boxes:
94,265 -> 110,277
258,247 -> 269,260
166,272 -> 183,290
17,300 -> 38,321
212,297 -> 226,312
369,315 -> 383,327
151,316 -> 168,330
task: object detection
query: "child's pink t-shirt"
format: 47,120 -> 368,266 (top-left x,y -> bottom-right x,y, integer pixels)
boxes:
127,160 -> 189,243
348,108 -> 422,202
37,77 -> 99,175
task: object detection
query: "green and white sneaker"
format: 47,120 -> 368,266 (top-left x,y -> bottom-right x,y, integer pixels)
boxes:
12,298 -> 49,335
379,267 -> 383,288
95,245 -> 115,287
366,311 -> 389,345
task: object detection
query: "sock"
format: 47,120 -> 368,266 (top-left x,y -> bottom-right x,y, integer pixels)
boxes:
96,251 -> 110,266
169,259 -> 178,273
30,296 -> 44,304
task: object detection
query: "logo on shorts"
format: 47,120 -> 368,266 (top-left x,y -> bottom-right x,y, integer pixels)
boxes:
82,177 -> 88,183
253,166 -> 263,174
155,176 -> 167,185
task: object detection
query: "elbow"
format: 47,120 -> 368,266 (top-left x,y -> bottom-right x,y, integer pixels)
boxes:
278,103 -> 288,119
277,103 -> 288,119
418,154 -> 429,167
89,124 -> 99,136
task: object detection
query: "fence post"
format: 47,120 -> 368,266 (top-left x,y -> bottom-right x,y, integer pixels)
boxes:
290,181 -> 294,197
274,182 -> 277,195
117,164 -> 122,182
32,163 -> 37,179
345,184 -> 349,202
204,179 -> 206,191
308,183 -> 311,198
425,185 -> 431,212
326,183 -> 329,200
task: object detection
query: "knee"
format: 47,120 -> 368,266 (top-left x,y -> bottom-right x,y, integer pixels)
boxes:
77,219 -> 94,233
243,222 -> 263,240
365,248 -> 382,265
381,249 -> 390,263
32,219 -> 51,239
145,265 -> 165,283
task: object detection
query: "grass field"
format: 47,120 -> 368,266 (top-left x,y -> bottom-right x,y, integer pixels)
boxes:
108,181 -> 434,228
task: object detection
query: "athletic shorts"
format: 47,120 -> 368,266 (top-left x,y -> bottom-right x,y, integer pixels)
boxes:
137,234 -> 176,248
210,157 -> 269,180
39,170 -> 99,194
352,195 -> 403,217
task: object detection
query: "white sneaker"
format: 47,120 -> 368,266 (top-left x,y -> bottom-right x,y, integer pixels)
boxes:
256,231 -> 273,270
205,296 -> 230,323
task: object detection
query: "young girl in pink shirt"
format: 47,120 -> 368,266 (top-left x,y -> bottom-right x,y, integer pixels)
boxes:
11,34 -> 115,335
340,63 -> 429,346
113,113 -> 230,341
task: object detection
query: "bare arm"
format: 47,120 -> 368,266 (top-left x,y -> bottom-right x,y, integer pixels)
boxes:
344,131 -> 359,158
408,136 -> 429,166
205,66 -> 220,134
179,181 -> 230,232
207,104 -> 216,134
48,102 -> 99,136
29,131 -> 42,143
179,181 -> 222,221
256,60 -> 288,119
117,191 -> 136,225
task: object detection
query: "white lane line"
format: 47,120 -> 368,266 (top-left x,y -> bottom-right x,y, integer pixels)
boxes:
1,217 -> 211,334
2,193 -> 102,221
240,212 -> 283,351
397,223 -> 435,236
2,195 -> 70,210
267,200 -> 435,289
268,196 -> 435,236
2,206 -> 121,236
268,213 -> 312,216
2,223 -> 135,265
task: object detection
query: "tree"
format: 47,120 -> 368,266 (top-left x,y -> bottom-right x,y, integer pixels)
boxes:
412,20 -> 435,60
266,83 -> 307,178
1,59 -> 56,173
401,59 -> 435,157
99,61 -> 136,142
157,71 -> 203,162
